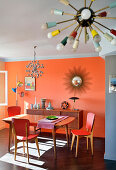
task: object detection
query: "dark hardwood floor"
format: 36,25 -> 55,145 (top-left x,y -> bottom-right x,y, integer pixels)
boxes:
0,128 -> 116,170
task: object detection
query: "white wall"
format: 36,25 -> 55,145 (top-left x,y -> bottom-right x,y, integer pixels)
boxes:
104,55 -> 116,161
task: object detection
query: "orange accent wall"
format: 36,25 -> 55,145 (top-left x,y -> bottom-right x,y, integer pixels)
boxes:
5,57 -> 105,137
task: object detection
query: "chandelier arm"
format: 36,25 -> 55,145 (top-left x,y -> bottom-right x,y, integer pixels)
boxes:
87,22 -> 92,30
60,21 -> 77,31
70,24 -> 80,35
75,25 -> 80,32
63,13 -> 76,16
92,23 -> 104,34
84,0 -> 86,7
84,27 -> 87,44
88,26 -> 93,37
94,16 -> 116,19
94,21 -> 110,31
95,6 -> 109,13
89,0 -> 95,9
88,25 -> 92,32
69,4 -> 79,12
57,18 -> 76,24
76,27 -> 83,40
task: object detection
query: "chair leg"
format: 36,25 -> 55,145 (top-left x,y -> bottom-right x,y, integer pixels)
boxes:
87,137 -> 88,150
35,137 -> 40,157
75,136 -> 79,157
65,125 -> 69,147
90,136 -> 93,156
34,126 -> 36,134
71,134 -> 75,151
26,141 -> 29,163
69,129 -> 71,140
12,128 -> 14,144
23,142 -> 25,154
14,139 -> 17,161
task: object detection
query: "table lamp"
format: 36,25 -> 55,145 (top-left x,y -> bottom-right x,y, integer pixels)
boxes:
69,97 -> 79,110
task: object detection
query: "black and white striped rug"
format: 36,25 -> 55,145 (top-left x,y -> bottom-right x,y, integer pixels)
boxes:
0,136 -> 67,170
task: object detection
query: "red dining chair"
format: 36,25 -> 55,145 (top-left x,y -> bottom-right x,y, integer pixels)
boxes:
71,112 -> 95,157
12,118 -> 40,163
8,106 -> 21,117
8,106 -> 39,134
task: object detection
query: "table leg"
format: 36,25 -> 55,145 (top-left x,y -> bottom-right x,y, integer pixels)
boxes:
65,124 -> 69,146
52,128 -> 56,159
8,123 -> 12,152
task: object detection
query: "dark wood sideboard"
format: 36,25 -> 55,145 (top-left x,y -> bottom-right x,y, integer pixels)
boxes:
26,109 -> 83,129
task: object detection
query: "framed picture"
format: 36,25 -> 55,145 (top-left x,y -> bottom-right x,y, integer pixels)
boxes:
25,77 -> 35,91
109,75 -> 116,93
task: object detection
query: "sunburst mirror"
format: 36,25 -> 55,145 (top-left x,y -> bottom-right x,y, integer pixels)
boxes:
64,66 -> 91,95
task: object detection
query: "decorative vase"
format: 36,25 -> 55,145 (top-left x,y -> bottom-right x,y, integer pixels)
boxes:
37,103 -> 40,109
46,102 -> 54,110
30,104 -> 33,109
34,97 -> 37,109
41,98 -> 46,109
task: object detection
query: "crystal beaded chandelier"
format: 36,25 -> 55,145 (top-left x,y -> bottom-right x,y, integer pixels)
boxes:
26,46 -> 44,78
41,0 -> 116,52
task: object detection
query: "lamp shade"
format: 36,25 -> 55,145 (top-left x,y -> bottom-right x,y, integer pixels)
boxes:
61,36 -> 68,46
98,11 -> 107,17
17,81 -> 23,87
103,33 -> 113,42
73,39 -> 79,49
47,22 -> 57,28
48,29 -> 60,38
12,88 -> 16,93
69,97 -> 79,102
109,2 -> 116,9
51,9 -> 63,15
59,0 -> 69,6
91,30 -> 98,38
110,29 -> 116,36
41,22 -> 57,30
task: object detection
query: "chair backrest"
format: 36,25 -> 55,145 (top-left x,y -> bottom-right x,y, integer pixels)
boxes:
8,106 -> 21,117
86,112 -> 95,132
12,118 -> 30,137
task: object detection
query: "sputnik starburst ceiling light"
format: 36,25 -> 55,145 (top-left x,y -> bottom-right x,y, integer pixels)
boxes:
42,0 -> 116,52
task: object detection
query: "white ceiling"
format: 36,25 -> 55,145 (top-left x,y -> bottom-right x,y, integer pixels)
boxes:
0,0 -> 116,62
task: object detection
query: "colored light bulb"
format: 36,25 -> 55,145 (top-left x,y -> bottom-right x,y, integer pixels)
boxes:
56,43 -> 64,51
95,46 -> 102,52
67,36 -> 75,44
93,41 -> 102,52
41,23 -> 48,30
111,39 -> 116,45
56,36 -> 68,51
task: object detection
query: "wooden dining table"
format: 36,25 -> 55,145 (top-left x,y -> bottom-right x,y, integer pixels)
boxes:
3,114 -> 75,158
